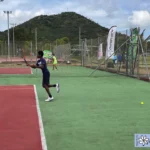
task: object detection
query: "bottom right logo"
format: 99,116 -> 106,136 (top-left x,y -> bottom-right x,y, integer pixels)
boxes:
135,134 -> 150,147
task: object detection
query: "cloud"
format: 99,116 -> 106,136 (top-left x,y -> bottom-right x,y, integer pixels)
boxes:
128,10 -> 150,27
0,0 -> 150,36
0,0 -> 30,10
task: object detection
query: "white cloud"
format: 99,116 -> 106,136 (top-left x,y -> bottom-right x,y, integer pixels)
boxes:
35,9 -> 46,16
0,9 -> 49,29
0,0 -> 150,35
0,0 -> 30,10
128,10 -> 150,27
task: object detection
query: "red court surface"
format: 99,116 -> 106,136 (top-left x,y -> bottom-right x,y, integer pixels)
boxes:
0,85 -> 45,150
0,68 -> 32,74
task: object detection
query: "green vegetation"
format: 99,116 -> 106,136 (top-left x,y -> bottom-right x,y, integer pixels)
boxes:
0,12 -> 109,44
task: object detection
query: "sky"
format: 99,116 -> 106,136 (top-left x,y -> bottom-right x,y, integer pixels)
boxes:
0,0 -> 150,38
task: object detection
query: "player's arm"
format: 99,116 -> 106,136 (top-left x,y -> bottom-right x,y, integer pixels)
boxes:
27,64 -> 44,69
27,64 -> 36,68
35,64 -> 44,69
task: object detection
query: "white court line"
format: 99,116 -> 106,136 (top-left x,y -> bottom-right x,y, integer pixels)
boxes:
30,68 -> 33,74
34,85 -> 48,150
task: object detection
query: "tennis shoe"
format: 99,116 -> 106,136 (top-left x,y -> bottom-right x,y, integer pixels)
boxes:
56,83 -> 60,93
45,97 -> 54,102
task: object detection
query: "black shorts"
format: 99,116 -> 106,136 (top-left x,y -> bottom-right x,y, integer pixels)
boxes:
42,72 -> 50,86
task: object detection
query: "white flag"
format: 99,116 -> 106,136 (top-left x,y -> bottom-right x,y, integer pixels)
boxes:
98,43 -> 103,60
105,26 -> 117,60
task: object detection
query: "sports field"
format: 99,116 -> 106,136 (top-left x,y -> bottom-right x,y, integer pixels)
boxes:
0,65 -> 150,150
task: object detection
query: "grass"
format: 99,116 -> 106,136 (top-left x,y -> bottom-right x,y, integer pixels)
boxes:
0,66 -> 150,150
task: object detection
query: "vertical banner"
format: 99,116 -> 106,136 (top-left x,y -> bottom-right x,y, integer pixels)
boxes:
128,27 -> 139,60
98,43 -> 103,60
128,27 -> 139,75
105,26 -> 117,60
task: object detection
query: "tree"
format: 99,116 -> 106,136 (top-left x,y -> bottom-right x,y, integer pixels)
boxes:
55,37 -> 70,45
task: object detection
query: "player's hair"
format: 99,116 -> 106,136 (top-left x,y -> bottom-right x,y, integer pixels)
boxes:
38,50 -> 44,57
52,53 -> 55,56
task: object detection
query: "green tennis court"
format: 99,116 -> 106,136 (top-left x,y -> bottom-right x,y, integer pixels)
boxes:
0,66 -> 150,150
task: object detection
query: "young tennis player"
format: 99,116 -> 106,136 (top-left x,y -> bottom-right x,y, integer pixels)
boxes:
27,50 -> 60,102
52,53 -> 58,70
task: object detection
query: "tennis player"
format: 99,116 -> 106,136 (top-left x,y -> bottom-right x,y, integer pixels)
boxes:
52,53 -> 58,70
27,50 -> 60,102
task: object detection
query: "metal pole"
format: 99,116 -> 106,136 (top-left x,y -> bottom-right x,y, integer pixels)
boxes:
11,23 -> 16,57
7,12 -> 10,59
82,39 -> 84,66
90,39 -> 93,67
8,12 -> 10,59
7,12 -> 9,59
30,41 -> 33,63
35,28 -> 38,76
31,41 -> 32,53
79,27 -> 82,65
35,28 -> 37,54
79,27 -> 81,49
126,29 -> 128,75
4,11 -> 12,60
137,38 -> 140,79
83,38 -> 87,66
13,26 -> 14,57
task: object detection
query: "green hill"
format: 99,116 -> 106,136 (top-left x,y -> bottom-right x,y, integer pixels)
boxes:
0,12 -> 109,44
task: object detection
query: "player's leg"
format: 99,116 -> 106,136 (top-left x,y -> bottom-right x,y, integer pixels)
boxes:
54,64 -> 58,70
47,74 -> 60,93
48,83 -> 60,93
48,84 -> 56,87
52,64 -> 55,70
43,84 -> 53,101
43,73 -> 54,102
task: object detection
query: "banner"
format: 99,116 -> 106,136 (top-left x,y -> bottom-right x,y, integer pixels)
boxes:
127,27 -> 139,74
105,26 -> 117,60
98,43 -> 103,60
43,50 -> 52,59
128,27 -> 139,60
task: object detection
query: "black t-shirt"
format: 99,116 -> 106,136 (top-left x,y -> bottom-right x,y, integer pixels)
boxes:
36,58 -> 49,74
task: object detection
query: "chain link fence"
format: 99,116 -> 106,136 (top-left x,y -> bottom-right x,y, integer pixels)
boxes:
0,28 -> 150,80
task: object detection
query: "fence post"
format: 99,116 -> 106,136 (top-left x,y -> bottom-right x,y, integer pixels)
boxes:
81,39 -> 84,66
